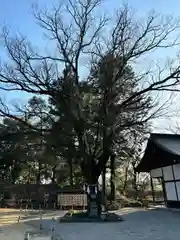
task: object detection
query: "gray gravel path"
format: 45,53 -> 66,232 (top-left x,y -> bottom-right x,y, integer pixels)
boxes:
2,208 -> 180,239
26,208 -> 180,240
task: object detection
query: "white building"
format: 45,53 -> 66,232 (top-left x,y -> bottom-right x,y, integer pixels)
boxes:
136,133 -> 180,208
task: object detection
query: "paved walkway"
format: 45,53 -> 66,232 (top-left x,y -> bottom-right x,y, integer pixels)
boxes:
2,208 -> 180,239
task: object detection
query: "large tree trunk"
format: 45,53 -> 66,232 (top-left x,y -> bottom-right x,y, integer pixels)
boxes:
82,155 -> 110,218
84,166 -> 102,218
122,165 -> 128,194
11,168 -> 16,184
11,161 -> 19,184
51,166 -> 56,183
28,165 -> 31,183
86,183 -> 101,218
37,161 -> 41,184
69,159 -> 73,187
110,155 -> 116,202
123,160 -> 131,195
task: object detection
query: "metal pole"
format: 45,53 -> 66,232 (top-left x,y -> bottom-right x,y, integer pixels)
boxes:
24,232 -> 30,240
50,218 -> 56,240
40,211 -> 43,230
150,175 -> 155,203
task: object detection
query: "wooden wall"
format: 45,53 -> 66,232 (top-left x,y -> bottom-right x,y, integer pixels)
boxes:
151,164 -> 180,204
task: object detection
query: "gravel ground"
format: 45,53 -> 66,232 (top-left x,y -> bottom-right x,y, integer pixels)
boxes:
2,208 -> 180,239
0,209 -> 61,240
26,208 -> 180,240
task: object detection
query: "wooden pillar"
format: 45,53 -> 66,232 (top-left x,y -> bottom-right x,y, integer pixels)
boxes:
161,167 -> 167,205
172,165 -> 178,201
150,174 -> 155,203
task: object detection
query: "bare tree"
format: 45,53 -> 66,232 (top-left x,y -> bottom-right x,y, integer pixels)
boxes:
0,0 -> 180,216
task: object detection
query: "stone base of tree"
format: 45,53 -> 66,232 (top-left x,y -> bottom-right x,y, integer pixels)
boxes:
59,211 -> 123,223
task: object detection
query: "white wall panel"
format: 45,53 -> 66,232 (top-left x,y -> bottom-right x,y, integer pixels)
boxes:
163,166 -> 174,181
173,164 -> 180,180
150,168 -> 163,178
165,182 -> 177,201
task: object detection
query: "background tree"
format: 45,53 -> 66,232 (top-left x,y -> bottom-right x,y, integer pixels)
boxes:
0,118 -> 29,183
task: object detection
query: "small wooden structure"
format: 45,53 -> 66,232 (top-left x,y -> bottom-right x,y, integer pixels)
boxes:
136,133 -> 180,208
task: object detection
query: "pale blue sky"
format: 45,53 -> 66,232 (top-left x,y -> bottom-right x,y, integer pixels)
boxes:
0,0 -> 180,132
1,0 -> 179,48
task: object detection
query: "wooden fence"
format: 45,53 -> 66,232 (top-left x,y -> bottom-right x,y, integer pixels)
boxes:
0,184 -> 86,209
